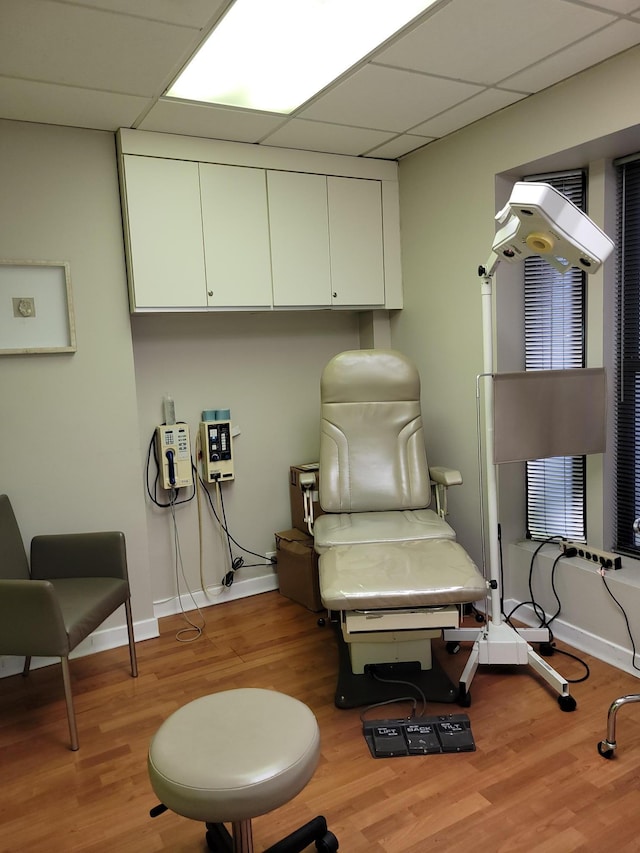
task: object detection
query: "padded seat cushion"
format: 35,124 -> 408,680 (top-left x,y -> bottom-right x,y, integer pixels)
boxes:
319,539 -> 486,610
313,508 -> 455,553
148,688 -> 320,824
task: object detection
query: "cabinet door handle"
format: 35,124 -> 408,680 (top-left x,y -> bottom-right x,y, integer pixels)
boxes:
332,292 -> 337,298
208,290 -> 213,297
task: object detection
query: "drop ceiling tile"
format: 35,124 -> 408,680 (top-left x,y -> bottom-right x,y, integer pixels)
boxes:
502,19 -> 640,92
588,0 -> 640,11
411,88 -> 527,138
260,119 -> 395,156
0,77 -> 150,131
0,0 -> 199,96
375,0 -> 616,85
364,135 -> 434,160
299,64 -> 483,132
138,100 -> 285,143
68,0 -> 227,27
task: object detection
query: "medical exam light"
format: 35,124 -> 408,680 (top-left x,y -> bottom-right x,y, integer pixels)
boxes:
445,182 -> 614,711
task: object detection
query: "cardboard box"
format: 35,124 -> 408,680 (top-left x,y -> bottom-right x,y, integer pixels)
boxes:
275,528 -> 323,612
289,463 -> 324,534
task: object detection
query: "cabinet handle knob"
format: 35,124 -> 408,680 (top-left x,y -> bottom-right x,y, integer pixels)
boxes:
208,291 -> 213,297
332,292 -> 337,298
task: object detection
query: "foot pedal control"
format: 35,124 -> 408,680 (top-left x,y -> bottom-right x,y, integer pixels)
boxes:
363,714 -> 475,758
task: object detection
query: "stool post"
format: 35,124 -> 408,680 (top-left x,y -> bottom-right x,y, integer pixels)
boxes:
232,819 -> 254,853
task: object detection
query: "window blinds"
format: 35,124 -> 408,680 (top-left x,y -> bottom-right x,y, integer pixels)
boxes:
615,157 -> 640,556
523,170 -> 587,541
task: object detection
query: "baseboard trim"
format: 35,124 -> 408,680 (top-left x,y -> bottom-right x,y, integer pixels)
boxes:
0,575 -> 279,681
152,573 -> 279,619
0,616 -> 160,680
501,597 -> 640,678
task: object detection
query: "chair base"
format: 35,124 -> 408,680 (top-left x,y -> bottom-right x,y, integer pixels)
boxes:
205,816 -> 338,853
330,619 -> 459,708
598,693 -> 640,758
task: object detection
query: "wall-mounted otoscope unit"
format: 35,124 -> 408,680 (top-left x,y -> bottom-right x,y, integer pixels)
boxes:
155,423 -> 193,489
200,409 -> 234,482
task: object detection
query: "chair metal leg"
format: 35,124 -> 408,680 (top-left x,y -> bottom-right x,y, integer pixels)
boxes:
231,819 -> 254,853
60,656 -> 79,751
22,656 -> 31,676
124,597 -> 138,678
598,693 -> 640,758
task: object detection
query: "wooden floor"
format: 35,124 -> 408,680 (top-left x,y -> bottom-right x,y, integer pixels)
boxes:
2,591 -> 640,852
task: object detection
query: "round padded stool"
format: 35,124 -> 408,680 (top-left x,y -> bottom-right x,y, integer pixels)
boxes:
148,688 -> 338,853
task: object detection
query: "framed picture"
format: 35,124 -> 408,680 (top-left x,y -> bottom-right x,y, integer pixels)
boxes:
0,260 -> 76,355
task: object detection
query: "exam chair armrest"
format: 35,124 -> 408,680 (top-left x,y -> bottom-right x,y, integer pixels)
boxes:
0,579 -> 68,656
31,531 -> 130,583
429,467 -> 463,519
429,466 -> 463,487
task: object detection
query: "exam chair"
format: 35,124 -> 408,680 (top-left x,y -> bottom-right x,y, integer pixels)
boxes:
0,494 -> 138,750
313,349 -> 487,708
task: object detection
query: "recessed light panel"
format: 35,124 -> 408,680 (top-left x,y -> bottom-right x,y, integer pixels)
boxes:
166,0 -> 439,114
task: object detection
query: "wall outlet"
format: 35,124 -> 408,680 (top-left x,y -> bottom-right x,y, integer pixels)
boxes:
265,550 -> 277,565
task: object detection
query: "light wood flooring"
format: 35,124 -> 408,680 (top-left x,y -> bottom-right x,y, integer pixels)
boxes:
1,590 -> 640,852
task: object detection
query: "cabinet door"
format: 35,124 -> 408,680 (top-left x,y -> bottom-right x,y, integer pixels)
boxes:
327,177 -> 385,307
267,171 -> 331,307
199,164 -> 272,308
122,155 -> 207,309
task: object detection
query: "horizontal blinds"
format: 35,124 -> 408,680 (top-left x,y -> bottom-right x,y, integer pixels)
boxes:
524,171 -> 587,541
615,159 -> 640,555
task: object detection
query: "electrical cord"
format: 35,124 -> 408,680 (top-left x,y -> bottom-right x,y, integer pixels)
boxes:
504,536 -> 562,629
504,537 -> 590,684
357,669 -> 428,720
599,569 -> 640,674
168,493 -> 205,643
359,697 -> 420,723
197,471 -> 276,590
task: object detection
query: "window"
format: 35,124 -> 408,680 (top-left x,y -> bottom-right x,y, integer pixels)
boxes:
524,171 -> 587,541
615,156 -> 640,556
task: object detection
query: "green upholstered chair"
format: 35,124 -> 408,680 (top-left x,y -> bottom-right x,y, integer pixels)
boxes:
0,494 -> 137,750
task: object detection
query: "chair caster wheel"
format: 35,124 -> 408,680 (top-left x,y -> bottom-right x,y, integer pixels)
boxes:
598,741 -> 615,759
446,641 -> 460,654
317,617 -> 326,627
316,830 -> 339,851
558,694 -> 577,712
458,687 -> 471,708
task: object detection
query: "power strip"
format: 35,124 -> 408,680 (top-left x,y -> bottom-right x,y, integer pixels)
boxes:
560,539 -> 621,570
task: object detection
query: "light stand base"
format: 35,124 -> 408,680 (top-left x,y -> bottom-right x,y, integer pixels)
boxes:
444,622 -> 576,711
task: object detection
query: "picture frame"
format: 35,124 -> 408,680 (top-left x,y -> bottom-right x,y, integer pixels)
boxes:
0,260 -> 76,355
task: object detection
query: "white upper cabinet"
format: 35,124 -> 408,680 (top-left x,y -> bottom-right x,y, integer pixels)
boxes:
200,163 -> 272,308
328,177 -> 384,308
122,155 -> 207,309
117,130 -> 402,312
268,170 -> 331,307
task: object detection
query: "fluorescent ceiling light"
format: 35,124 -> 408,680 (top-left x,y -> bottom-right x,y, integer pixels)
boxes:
166,0 -> 439,114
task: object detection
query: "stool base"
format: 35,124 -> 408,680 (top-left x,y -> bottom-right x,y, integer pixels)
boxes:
204,815 -> 338,853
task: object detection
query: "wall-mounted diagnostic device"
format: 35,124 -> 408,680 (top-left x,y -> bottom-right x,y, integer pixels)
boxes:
155,424 -> 193,489
200,420 -> 234,482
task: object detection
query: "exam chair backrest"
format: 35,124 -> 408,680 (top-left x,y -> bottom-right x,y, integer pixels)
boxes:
319,349 -> 432,513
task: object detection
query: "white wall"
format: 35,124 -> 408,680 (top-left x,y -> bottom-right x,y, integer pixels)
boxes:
394,46 -> 640,663
131,310 -> 359,606
0,118 -> 363,669
0,119 -> 156,656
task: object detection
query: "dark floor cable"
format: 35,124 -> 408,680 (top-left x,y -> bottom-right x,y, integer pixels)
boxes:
505,538 -> 590,684
600,570 -> 640,674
